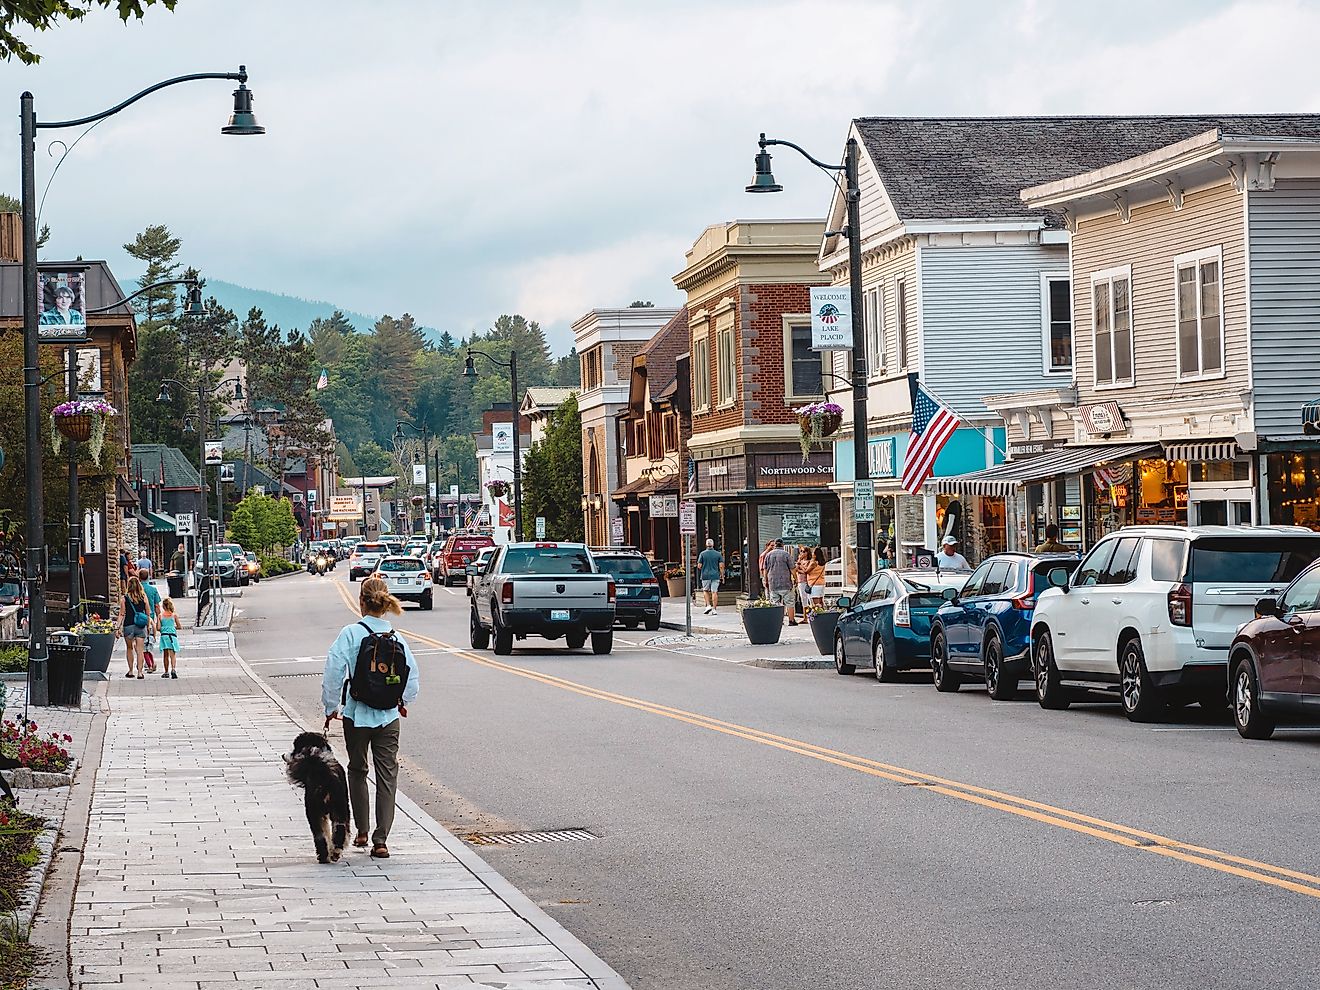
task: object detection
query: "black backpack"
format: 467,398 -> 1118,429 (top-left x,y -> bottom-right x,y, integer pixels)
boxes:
343,621 -> 410,710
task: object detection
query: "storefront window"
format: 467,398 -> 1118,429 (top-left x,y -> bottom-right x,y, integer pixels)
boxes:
1268,453 -> 1320,531
1088,458 -> 1187,544
700,503 -> 747,592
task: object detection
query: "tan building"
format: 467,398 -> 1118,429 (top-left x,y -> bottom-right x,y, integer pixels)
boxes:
573,307 -> 679,546
673,218 -> 832,597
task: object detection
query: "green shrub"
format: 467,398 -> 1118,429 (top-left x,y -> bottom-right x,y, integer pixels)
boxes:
258,554 -> 298,576
0,648 -> 24,674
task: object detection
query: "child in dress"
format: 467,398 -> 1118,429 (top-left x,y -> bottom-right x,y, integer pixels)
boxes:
159,598 -> 180,679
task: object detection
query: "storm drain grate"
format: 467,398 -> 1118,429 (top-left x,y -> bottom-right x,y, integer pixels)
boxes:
463,828 -> 596,846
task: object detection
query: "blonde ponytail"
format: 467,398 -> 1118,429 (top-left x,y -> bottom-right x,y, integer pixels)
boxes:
359,576 -> 402,617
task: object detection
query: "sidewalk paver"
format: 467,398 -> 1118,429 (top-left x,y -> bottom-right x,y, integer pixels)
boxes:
68,626 -> 628,989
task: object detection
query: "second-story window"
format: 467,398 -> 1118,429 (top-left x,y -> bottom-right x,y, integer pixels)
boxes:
1042,274 -> 1072,373
864,286 -> 884,379
784,324 -> 824,399
693,334 -> 710,411
896,279 -> 910,370
716,325 -> 736,407
580,348 -> 603,391
662,413 -> 678,452
1175,247 -> 1223,380
1091,266 -> 1134,388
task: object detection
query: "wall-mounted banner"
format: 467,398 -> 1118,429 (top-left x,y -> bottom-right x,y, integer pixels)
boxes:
83,508 -> 103,555
492,423 -> 514,453
810,286 -> 852,351
203,441 -> 223,466
38,271 -> 89,342
219,463 -> 235,483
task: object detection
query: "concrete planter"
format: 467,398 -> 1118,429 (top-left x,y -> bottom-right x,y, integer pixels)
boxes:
81,632 -> 115,673
665,576 -> 687,598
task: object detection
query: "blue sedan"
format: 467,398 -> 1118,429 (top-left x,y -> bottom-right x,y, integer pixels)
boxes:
929,552 -> 1079,699
833,569 -> 971,681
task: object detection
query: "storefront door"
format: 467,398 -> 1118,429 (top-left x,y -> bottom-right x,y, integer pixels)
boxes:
1188,483 -> 1255,526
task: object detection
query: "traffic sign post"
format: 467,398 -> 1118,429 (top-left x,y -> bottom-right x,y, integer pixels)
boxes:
853,479 -> 876,522
680,500 -> 697,637
535,516 -> 546,539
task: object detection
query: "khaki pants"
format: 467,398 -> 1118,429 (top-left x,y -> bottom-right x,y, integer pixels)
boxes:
342,716 -> 400,846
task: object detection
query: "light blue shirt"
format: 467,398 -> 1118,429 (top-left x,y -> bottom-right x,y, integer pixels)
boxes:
322,615 -> 420,728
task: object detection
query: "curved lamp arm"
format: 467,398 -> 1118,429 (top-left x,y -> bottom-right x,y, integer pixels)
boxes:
86,278 -> 200,315
758,134 -> 842,172
36,68 -> 248,131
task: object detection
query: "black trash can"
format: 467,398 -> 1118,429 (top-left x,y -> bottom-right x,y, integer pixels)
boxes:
46,639 -> 87,707
166,571 -> 187,599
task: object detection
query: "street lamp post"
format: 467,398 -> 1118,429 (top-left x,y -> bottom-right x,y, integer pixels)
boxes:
746,132 -> 872,586
393,420 -> 429,538
462,349 -> 521,538
18,67 -> 262,692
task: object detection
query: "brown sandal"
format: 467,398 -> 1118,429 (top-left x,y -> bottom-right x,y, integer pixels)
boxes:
353,834 -> 369,848
370,844 -> 389,859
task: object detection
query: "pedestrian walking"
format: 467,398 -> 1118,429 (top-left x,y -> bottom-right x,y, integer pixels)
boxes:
138,568 -> 162,672
158,598 -> 180,678
136,550 -> 153,577
321,576 -> 420,860
121,576 -> 151,678
762,539 -> 798,625
696,539 -> 724,614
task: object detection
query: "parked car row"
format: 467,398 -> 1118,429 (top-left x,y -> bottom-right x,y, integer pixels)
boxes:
833,525 -> 1320,741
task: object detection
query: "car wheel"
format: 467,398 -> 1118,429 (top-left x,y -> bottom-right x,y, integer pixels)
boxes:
873,636 -> 897,682
1119,637 -> 1162,722
833,632 -> 855,675
984,631 -> 1015,701
420,592 -> 433,612
1033,632 -> 1069,710
492,613 -> 513,655
349,573 -> 356,583
1232,657 -> 1275,740
591,630 -> 613,655
469,607 -> 489,650
566,631 -> 587,650
644,617 -> 661,632
931,630 -> 959,693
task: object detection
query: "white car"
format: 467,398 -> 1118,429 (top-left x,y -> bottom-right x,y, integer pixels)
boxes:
1031,525 -> 1320,721
373,556 -> 434,610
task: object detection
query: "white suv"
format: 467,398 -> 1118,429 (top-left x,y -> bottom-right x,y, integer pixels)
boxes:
1031,525 -> 1320,721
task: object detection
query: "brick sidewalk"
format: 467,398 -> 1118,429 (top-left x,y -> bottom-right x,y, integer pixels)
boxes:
68,629 -> 628,989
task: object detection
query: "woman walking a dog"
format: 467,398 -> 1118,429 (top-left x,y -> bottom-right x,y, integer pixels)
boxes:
321,575 -> 420,859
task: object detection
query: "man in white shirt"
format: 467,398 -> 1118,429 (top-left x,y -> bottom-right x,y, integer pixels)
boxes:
937,534 -> 971,570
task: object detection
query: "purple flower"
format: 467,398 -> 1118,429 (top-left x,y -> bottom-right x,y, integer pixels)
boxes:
52,398 -> 118,417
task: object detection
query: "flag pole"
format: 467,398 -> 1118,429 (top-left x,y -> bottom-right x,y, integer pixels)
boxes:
907,374 -> 1009,460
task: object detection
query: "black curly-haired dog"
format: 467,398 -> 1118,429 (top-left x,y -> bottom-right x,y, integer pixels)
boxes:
283,731 -> 349,864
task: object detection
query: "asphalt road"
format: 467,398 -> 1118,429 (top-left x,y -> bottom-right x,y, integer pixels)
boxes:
235,569 -> 1320,990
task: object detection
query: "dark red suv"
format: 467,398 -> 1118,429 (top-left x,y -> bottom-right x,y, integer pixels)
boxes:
1228,560 -> 1320,738
438,533 -> 495,586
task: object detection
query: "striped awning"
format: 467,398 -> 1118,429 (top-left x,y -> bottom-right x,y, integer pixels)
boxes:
1163,441 -> 1238,462
146,510 -> 177,533
923,443 -> 1162,496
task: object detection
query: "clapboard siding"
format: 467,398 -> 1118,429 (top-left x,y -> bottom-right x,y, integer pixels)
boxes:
921,243 -> 1071,416
857,143 -> 899,241
1248,179 -> 1320,438
1070,181 -> 1249,408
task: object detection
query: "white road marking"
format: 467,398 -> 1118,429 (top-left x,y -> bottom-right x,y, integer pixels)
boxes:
1150,726 -> 1239,732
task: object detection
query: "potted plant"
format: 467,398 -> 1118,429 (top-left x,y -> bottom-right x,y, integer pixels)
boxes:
803,602 -> 843,655
51,398 -> 118,465
740,595 -> 785,645
73,615 -> 117,674
796,401 -> 844,459
664,566 -> 686,599
485,479 -> 510,499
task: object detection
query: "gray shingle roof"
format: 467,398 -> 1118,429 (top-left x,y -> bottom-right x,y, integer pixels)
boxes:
130,444 -> 200,489
855,115 -> 1320,225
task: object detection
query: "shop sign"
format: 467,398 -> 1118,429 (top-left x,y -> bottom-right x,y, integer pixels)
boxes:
809,287 -> 852,350
707,462 -> 728,476
869,437 -> 896,479
1008,440 -> 1063,457
83,508 -> 102,555
752,452 -> 833,488
854,479 -> 876,522
781,507 -> 821,543
649,494 -> 678,518
1080,401 -> 1127,436
329,495 -> 358,516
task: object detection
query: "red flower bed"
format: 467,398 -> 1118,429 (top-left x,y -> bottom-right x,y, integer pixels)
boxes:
0,719 -> 72,774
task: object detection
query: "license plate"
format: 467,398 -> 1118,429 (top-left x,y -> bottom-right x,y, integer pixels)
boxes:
550,609 -> 570,621
618,586 -> 631,596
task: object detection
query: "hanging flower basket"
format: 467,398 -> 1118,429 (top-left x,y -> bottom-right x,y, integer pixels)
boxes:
50,399 -> 118,466
485,479 -> 510,499
796,401 -> 845,460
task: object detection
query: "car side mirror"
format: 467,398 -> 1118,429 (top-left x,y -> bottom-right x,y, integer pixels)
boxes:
835,595 -> 852,610
1255,597 -> 1280,619
941,587 -> 959,603
1047,567 -> 1071,592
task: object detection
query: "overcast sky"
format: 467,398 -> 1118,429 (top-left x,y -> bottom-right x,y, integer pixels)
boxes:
3,0 -> 1318,353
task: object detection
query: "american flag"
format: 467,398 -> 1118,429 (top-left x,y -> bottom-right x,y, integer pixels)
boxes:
900,382 -> 961,494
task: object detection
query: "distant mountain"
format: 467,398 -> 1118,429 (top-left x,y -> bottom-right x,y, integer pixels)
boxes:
201,279 -> 378,336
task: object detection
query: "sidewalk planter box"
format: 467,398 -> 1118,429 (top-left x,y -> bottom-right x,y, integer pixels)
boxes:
741,604 -> 785,645
808,612 -> 840,655
665,576 -> 687,598
80,632 -> 115,673
45,641 -> 87,707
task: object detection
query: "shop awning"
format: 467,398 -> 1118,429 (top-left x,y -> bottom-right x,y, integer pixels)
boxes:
924,443 -> 1162,496
1163,440 -> 1238,462
146,510 -> 176,533
611,473 -> 679,500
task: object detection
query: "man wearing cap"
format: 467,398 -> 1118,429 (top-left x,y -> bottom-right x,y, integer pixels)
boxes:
40,283 -> 85,325
761,538 -> 799,625
936,534 -> 970,570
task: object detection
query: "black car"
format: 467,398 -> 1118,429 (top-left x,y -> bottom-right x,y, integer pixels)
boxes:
591,549 -> 661,631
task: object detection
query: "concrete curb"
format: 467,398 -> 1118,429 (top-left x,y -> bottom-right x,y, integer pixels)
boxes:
8,813 -> 59,941
747,657 -> 834,669
226,633 -> 633,990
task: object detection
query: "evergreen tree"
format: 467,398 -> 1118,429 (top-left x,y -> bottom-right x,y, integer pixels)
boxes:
555,347 -> 581,387
124,224 -> 190,453
520,394 -> 583,541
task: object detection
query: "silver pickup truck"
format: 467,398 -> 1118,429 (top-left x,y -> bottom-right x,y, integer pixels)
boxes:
469,542 -> 616,655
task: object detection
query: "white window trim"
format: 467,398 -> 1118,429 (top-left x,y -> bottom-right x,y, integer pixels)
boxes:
781,314 -> 829,402
1039,272 -> 1072,375
716,323 -> 737,409
1089,264 -> 1135,391
896,277 -> 910,372
692,332 -> 711,413
1172,244 -> 1227,383
863,286 -> 886,382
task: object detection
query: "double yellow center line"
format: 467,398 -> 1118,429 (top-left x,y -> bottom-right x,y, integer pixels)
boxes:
333,580 -> 1320,900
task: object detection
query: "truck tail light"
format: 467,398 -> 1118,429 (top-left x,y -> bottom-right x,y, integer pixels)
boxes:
894,595 -> 911,627
640,577 -> 658,585
607,581 -> 616,603
501,581 -> 514,605
1168,582 -> 1193,626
